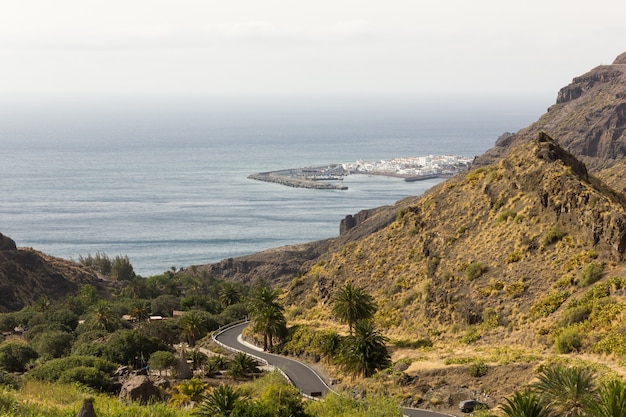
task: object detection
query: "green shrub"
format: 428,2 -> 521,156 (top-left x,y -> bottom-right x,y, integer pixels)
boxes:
461,326 -> 481,344
469,359 -> 488,377
496,209 -> 516,224
506,280 -> 526,297
542,226 -> 566,246
466,262 -> 487,280
492,199 -> 505,211
392,339 -> 433,349
0,342 -> 38,373
592,333 -> 626,357
578,262 -> 604,287
30,330 -> 74,360
27,355 -> 117,382
560,306 -> 591,326
58,366 -> 111,391
530,290 -> 569,319
444,356 -> 479,365
0,370 -> 20,389
554,328 -> 583,354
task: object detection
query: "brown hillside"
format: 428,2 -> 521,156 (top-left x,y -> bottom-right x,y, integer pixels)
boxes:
288,133 -> 626,346
0,243 -> 114,312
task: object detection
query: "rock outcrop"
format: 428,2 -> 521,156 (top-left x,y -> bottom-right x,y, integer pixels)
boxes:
0,233 -> 17,251
76,398 -> 97,417
475,51 -> 626,170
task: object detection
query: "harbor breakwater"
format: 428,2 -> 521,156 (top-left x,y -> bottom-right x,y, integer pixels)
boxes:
247,172 -> 348,190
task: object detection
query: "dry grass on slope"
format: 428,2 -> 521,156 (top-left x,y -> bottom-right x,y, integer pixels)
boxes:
288,135 -> 626,357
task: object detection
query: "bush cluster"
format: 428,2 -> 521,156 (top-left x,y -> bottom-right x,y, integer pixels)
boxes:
578,262 -> 604,287
465,261 -> 487,280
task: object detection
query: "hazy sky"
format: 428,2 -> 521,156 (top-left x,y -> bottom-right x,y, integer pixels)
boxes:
1,0 -> 625,100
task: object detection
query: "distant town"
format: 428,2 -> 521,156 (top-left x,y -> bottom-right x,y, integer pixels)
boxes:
248,155 -> 474,190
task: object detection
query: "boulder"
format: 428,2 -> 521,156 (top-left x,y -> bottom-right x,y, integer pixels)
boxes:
118,375 -> 162,404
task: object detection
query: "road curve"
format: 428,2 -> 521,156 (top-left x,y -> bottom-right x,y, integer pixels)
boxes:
213,322 -> 455,417
214,321 -> 331,398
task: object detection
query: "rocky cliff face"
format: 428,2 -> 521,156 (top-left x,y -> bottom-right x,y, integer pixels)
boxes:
476,52 -> 626,170
184,201 -> 405,286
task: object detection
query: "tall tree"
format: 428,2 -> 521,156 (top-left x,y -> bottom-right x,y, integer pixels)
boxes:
331,283 -> 377,335
339,320 -> 391,378
248,286 -> 287,351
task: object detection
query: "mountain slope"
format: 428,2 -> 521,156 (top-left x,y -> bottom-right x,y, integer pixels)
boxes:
288,133 -> 626,348
0,243 -> 114,313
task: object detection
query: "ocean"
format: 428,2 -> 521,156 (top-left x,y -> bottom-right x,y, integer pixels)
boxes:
0,95 -> 548,276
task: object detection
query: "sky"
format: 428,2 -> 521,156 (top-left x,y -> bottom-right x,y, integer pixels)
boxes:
1,0 -> 625,102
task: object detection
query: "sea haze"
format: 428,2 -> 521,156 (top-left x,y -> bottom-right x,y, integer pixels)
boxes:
0,95 -> 547,276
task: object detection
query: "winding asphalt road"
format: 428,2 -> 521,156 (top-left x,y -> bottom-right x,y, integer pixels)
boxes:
214,321 -> 331,397
213,321 -> 455,417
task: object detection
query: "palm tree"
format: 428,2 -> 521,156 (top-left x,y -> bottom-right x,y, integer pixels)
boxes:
194,384 -> 243,417
219,282 -> 242,308
123,277 -> 149,299
179,311 -> 208,347
91,300 -> 115,332
227,352 -> 259,380
340,320 -> 391,378
248,286 -> 287,351
585,379 -> 626,417
252,304 -> 287,351
331,283 -> 377,335
132,303 -> 150,325
501,390 -> 551,417
533,365 -> 596,417
187,349 -> 208,371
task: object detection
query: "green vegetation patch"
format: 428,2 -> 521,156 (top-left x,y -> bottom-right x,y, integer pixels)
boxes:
530,290 -> 570,319
27,355 -> 117,384
577,262 -> 604,287
542,226 -> 567,246
554,327 -> 583,354
465,261 -> 488,280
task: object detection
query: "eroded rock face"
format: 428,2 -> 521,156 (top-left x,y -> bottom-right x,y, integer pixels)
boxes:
474,52 -> 626,170
118,375 -> 162,404
0,233 -> 17,251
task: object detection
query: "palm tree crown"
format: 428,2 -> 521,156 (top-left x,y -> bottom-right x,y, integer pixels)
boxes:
340,320 -> 391,378
532,365 -> 597,417
331,283 -> 377,335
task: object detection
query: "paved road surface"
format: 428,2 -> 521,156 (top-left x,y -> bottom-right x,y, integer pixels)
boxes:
213,321 -> 455,417
214,321 -> 331,398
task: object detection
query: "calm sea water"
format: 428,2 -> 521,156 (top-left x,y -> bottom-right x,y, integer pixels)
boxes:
0,96 -> 547,276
